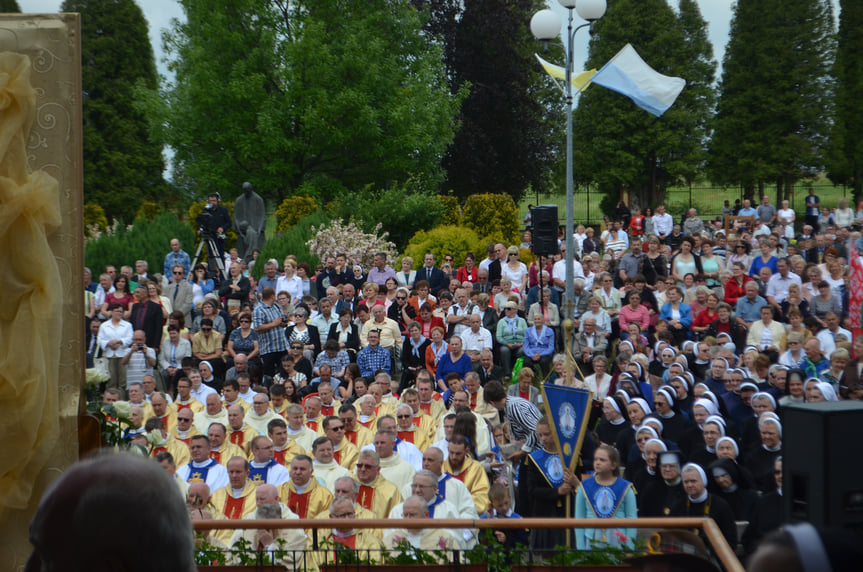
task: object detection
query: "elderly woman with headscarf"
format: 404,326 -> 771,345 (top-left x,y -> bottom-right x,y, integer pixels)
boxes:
613,394 -> 651,468
671,463 -> 739,549
709,457 -> 759,521
807,380 -> 839,402
689,415 -> 727,471
596,393 -> 630,446
744,415 -> 782,493
632,438 -> 668,511
652,386 -> 692,444
640,450 -> 687,517
740,392 -> 778,456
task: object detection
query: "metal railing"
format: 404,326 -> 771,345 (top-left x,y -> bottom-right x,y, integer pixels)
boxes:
193,516 -> 743,572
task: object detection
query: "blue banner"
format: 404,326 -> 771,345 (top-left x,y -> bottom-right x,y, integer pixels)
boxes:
541,384 -> 592,472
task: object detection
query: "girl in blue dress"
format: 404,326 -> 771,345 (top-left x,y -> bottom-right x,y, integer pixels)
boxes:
574,444 -> 637,550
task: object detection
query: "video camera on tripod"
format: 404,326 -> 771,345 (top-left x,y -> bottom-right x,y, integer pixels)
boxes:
196,203 -> 227,241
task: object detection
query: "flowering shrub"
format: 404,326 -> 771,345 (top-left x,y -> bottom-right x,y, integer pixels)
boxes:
306,218 -> 398,270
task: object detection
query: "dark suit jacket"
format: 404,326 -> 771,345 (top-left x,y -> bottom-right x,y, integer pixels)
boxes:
327,322 -> 361,355
475,364 -> 504,386
488,259 -> 502,283
335,297 -> 358,316
129,301 -> 164,349
417,266 -> 448,294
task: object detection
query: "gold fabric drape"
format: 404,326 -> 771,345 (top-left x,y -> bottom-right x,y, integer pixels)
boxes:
0,51 -> 62,511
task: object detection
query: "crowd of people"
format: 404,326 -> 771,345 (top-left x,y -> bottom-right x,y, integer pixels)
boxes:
77,190 -> 863,568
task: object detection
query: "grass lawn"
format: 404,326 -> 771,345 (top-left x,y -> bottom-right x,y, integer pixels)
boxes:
517,180 -> 853,228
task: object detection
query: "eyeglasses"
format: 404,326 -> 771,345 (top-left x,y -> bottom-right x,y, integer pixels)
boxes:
173,271 -> 184,275
397,414 -> 412,419
291,346 -> 303,350
396,296 -> 406,301
178,417 -> 193,422
356,463 -> 377,469
329,425 -> 345,431
201,327 -> 212,332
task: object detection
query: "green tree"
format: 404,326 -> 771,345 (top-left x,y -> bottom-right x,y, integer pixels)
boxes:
1,0 -> 21,11
441,0 -> 559,202
571,0 -> 716,211
61,0 -> 166,222
826,0 -> 863,195
709,0 -> 835,202
139,0 -> 463,206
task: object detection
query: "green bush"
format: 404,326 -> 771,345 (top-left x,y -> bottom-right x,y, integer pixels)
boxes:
252,210 -> 329,279
462,193 -> 520,246
437,194 -> 462,226
85,211 -> 197,278
403,225 -> 485,270
334,186 -> 444,251
275,195 -> 319,233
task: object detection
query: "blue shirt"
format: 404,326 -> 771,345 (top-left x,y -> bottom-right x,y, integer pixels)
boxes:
253,301 -> 287,355
164,250 -> 191,278
738,207 -> 757,217
523,325 -> 555,357
356,345 -> 391,377
735,294 -> 767,323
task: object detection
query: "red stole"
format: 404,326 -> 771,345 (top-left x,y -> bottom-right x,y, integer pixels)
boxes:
333,449 -> 343,464
449,469 -> 467,483
335,534 -> 357,549
152,446 -> 167,456
176,401 -> 193,411
356,484 -> 375,511
273,447 -> 288,466
306,420 -> 319,432
321,403 -> 335,416
159,415 -> 170,428
345,431 -> 359,446
358,419 -> 374,429
224,495 -> 246,519
176,435 -> 191,445
210,450 -> 222,463
397,430 -> 415,444
469,392 -> 478,410
419,402 -> 432,416
229,430 -> 245,448
286,490 -> 311,518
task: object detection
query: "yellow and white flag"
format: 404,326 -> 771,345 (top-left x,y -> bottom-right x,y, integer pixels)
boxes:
535,54 -> 597,93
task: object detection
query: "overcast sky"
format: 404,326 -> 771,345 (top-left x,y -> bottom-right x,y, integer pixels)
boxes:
19,0 -> 738,79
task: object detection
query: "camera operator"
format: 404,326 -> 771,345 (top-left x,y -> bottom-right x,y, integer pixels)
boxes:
121,329 -> 158,391
197,192 -> 232,277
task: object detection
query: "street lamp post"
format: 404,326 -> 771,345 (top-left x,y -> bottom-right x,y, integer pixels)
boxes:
530,0 -> 606,325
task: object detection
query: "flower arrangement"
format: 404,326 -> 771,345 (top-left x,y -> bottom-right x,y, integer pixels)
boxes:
306,218 -> 398,270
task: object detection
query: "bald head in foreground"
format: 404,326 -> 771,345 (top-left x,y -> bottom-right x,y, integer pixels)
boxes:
25,453 -> 195,572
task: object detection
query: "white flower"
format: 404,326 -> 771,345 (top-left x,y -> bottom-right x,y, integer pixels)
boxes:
112,400 -> 131,418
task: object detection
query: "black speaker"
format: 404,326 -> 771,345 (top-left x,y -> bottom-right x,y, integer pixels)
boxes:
531,205 -> 559,255
783,401 -> 863,529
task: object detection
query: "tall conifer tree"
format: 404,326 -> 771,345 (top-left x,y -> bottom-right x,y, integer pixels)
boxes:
826,0 -> 863,194
709,0 -> 835,201
61,0 -> 166,221
571,0 -> 715,211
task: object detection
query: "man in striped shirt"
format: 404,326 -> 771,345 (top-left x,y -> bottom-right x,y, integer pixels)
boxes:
483,381 -> 541,462
253,287 -> 288,376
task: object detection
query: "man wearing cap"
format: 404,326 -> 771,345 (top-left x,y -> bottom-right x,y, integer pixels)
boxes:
671,463 -> 737,549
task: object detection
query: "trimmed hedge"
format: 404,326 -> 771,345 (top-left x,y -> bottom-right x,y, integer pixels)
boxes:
403,225 -> 485,270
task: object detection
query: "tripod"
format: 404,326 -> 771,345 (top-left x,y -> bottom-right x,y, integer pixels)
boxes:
190,235 -> 227,282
